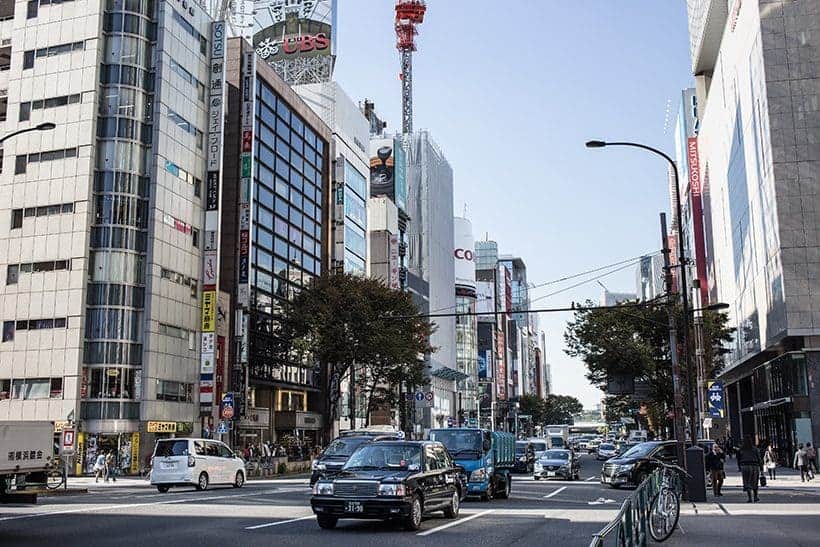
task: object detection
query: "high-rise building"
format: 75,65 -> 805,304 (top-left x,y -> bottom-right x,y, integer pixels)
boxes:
499,256 -> 529,399
685,0 -> 820,454
453,216 -> 477,422
404,130 -> 456,430
217,38 -> 332,447
1,1 -> 215,469
636,254 -> 666,302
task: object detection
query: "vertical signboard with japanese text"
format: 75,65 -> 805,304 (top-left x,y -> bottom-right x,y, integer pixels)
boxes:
200,20 -> 227,416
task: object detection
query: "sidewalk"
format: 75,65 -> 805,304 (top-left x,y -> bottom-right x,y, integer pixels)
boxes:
667,460 -> 820,546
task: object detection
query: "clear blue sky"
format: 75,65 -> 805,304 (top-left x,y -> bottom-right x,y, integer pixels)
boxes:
333,1 -> 693,408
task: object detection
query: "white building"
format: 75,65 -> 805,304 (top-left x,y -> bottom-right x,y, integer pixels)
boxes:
0,0 -> 214,471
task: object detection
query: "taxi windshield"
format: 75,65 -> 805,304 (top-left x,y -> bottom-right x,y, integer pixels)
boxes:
343,445 -> 422,471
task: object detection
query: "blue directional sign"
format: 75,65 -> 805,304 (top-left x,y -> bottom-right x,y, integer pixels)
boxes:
707,381 -> 725,418
217,421 -> 229,434
415,391 -> 425,402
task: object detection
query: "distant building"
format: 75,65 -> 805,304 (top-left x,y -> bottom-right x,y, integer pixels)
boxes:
601,288 -> 637,306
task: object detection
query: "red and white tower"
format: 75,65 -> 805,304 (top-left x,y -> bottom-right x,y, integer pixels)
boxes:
395,1 -> 426,135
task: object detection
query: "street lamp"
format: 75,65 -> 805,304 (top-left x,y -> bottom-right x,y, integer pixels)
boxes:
0,122 -> 56,145
586,138 -> 706,499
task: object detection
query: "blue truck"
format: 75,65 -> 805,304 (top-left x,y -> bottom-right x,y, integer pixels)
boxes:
428,428 -> 515,501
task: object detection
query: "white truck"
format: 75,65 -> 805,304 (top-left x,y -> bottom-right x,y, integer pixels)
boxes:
1,421 -> 54,499
545,424 -> 570,450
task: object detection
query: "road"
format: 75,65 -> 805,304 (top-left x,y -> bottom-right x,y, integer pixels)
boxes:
0,454 -> 626,547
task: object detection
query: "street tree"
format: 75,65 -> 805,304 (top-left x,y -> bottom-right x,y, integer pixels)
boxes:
563,300 -> 733,435
279,272 -> 433,440
517,393 -> 584,433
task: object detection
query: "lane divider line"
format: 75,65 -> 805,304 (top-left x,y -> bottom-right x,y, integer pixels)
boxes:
416,509 -> 494,537
586,476 -> 597,481
245,515 -> 315,530
543,486 -> 567,499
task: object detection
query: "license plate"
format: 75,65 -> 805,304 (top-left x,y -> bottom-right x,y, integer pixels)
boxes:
547,471 -> 556,477
345,501 -> 363,513
161,462 -> 175,470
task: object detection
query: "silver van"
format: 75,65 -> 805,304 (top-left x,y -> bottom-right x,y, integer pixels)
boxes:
151,438 -> 245,493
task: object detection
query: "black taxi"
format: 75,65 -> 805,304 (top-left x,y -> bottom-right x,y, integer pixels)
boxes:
310,440 -> 462,531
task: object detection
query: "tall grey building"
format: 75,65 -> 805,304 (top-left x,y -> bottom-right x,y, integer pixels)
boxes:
687,0 -> 820,455
1,0 -> 215,469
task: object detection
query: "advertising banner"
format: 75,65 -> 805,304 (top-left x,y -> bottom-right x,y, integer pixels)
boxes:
389,234 -> 400,289
201,20 -> 226,417
454,217 -> 476,297
707,380 -> 725,418
496,329 -> 507,400
477,322 -> 494,380
369,137 -> 396,201
237,49 -> 255,309
202,291 -> 216,332
253,0 -> 335,82
476,281 -> 495,318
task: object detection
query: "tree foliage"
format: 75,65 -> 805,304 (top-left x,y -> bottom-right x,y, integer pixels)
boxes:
563,300 -> 734,433
279,272 -> 433,438
517,393 -> 584,429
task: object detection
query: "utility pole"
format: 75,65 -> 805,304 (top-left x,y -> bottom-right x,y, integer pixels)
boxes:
661,213 -> 687,468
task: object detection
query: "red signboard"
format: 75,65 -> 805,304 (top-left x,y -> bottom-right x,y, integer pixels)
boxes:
687,137 -> 709,304
239,231 -> 249,254
242,130 -> 252,153
496,329 -> 507,400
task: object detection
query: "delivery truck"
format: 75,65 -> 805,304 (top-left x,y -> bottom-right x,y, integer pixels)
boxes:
429,428 -> 515,501
1,421 -> 54,500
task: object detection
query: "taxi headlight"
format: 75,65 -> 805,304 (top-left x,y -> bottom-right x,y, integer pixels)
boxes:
312,482 -> 334,495
378,483 -> 406,496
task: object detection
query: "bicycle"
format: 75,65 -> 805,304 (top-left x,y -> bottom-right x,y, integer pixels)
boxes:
647,458 -> 691,542
45,457 -> 66,490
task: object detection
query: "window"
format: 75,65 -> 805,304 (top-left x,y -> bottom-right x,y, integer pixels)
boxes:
164,160 -> 202,194
11,203 -> 74,226
0,379 -> 9,400
6,265 -> 18,285
156,379 -> 193,403
0,46 -> 10,71
2,321 -> 14,342
14,148 -> 78,174
0,96 -> 6,122
23,50 -> 35,70
192,228 -> 199,248
26,0 -> 38,19
12,378 -> 51,399
20,94 -> 81,122
172,9 -> 207,55
11,209 -> 23,229
23,41 -> 85,69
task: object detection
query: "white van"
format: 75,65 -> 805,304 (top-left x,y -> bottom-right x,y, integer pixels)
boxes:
150,438 -> 245,493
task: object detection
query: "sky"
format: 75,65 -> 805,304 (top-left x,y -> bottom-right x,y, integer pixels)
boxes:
332,1 -> 693,408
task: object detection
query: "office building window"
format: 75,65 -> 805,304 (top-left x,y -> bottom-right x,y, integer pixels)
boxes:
23,40 -> 85,70
14,148 -> 78,174
0,46 -> 10,71
156,379 -> 193,402
9,377 -> 63,399
10,202 -> 74,227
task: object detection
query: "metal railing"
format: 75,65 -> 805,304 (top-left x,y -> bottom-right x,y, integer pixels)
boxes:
588,471 -> 661,547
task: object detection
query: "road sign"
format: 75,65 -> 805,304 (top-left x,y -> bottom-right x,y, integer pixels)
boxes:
221,392 -> 235,420
217,421 -> 229,434
707,381 -> 725,418
61,429 -> 75,454
414,391 -> 425,402
703,417 -> 713,429
447,417 -> 454,427
404,392 -> 415,402
425,391 -> 434,402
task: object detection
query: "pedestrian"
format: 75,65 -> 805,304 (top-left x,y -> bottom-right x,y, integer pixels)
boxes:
764,444 -> 777,481
104,450 -> 115,482
737,435 -> 762,503
705,444 -> 726,497
806,442 -> 817,479
93,452 -> 106,483
794,444 -> 810,482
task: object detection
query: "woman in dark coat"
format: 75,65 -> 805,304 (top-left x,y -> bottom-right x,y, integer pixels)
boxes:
737,435 -> 763,502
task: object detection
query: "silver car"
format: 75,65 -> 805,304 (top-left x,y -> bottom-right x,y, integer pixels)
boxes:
596,442 -> 618,460
533,449 -> 579,480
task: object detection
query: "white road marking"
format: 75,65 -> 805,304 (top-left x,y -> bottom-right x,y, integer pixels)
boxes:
0,489 -> 280,522
543,486 -> 567,499
587,497 -> 616,505
586,476 -> 597,481
245,515 -> 315,530
416,509 -> 494,536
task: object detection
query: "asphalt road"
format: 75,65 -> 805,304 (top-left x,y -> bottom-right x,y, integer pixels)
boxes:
0,454 -> 626,547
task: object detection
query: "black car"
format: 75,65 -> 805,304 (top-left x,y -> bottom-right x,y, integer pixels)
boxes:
600,441 -> 678,488
513,441 -> 536,473
310,434 -> 400,486
310,441 -> 463,531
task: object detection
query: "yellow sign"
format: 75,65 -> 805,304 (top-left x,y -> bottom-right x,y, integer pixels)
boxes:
53,420 -> 71,433
147,421 -> 177,433
75,432 -> 85,475
202,291 -> 217,332
130,432 -> 140,474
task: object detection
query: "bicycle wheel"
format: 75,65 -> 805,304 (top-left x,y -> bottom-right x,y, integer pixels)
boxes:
46,468 -> 64,490
648,488 -> 680,542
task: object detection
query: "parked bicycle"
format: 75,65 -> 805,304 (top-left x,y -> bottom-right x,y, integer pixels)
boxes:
647,458 -> 691,542
45,457 -> 66,490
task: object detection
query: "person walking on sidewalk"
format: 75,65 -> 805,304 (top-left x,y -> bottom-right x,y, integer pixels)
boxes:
706,444 -> 726,497
794,444 -> 810,482
806,442 -> 817,479
738,435 -> 762,503
764,444 -> 777,481
93,453 -> 106,483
